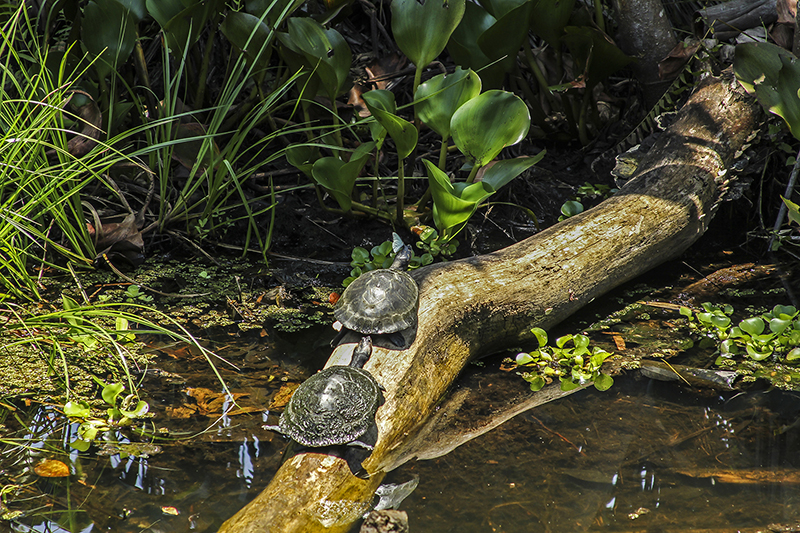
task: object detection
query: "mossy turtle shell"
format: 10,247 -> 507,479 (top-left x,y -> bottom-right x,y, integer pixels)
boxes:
334,268 -> 419,335
279,365 -> 383,447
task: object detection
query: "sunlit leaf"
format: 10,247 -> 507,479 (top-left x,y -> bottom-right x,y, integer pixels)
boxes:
63,400 -> 91,418
783,196 -> 800,226
593,373 -> 613,391
740,317 -> 766,336
287,17 -> 351,100
102,383 -> 125,407
530,326 -> 548,347
528,375 -> 546,391
363,90 -> 418,159
415,67 -> 481,139
451,90 -> 530,166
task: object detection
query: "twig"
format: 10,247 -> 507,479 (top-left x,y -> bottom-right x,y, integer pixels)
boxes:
768,146 -> 800,251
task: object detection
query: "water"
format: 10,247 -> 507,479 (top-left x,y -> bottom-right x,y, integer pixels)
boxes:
3,259 -> 800,532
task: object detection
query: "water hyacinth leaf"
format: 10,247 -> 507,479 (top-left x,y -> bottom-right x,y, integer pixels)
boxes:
572,334 -> 590,354
392,0 -> 466,69
746,344 -> 773,361
102,383 -> 125,407
82,0 -> 137,77
769,318 -> 792,335
528,0 -> 575,46
363,90 -> 418,159
773,304 -> 798,318
516,352 -> 535,365
740,317 -> 766,336
147,0 -> 221,58
593,373 -> 613,391
560,200 -> 583,217
451,90 -> 530,166
64,400 -> 91,418
311,155 -> 367,212
560,378 -> 580,391
415,67 -> 482,139
530,326 -> 548,347
788,347 -> 800,361
285,144 -> 316,178
528,375 -> 546,391
711,314 -> 731,329
562,26 -> 634,91
221,11 -> 274,73
120,400 -> 149,418
288,18 -> 352,100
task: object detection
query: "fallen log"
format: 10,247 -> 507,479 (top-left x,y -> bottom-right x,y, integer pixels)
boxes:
219,71 -> 760,533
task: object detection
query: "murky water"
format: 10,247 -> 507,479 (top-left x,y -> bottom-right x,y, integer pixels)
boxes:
3,258 -> 800,532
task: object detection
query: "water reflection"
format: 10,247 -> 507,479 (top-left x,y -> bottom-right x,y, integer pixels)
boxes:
4,356 -> 800,532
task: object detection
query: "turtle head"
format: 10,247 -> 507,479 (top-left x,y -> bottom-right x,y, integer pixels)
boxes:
390,244 -> 413,271
349,336 -> 373,368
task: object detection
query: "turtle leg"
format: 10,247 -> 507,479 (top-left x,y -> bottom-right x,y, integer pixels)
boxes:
387,331 -> 406,349
330,327 -> 347,347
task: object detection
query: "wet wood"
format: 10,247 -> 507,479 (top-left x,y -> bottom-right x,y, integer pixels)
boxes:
219,71 -> 761,533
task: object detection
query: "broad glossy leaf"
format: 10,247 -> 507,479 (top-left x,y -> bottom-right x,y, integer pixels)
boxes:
480,153 -> 544,191
287,17 -> 351,100
782,194 -> 800,225
734,41 -> 793,94
746,344 -> 773,361
116,0 -> 147,21
770,318 -> 792,335
311,151 -> 371,212
530,327 -> 548,347
425,159 -> 490,241
64,400 -> 91,418
363,90 -> 417,159
415,67 -> 481,139
451,90 -> 530,166
755,54 -> 800,140
787,347 -> 800,361
477,0 -> 526,19
285,144 -> 316,178
392,0 -> 466,69
528,375 -> 546,391
560,200 -> 583,217
529,0 -> 575,46
477,1 -> 533,64
221,11 -> 273,73
448,2 -> 495,69
82,0 -> 137,77
147,0 -> 222,58
102,383 -> 124,407
772,304 -> 798,318
562,26 -> 634,91
593,373 -> 613,391
740,317 -> 766,336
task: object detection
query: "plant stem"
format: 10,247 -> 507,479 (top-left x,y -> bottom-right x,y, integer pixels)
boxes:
397,159 -> 405,224
465,164 -> 481,184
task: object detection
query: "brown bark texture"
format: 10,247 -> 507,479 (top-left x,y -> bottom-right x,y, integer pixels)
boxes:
218,72 -> 760,533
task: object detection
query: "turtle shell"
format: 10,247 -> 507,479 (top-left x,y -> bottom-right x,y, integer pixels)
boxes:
334,269 -> 419,335
279,365 -> 383,447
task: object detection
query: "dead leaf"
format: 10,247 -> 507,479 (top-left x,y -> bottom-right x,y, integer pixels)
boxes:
269,383 -> 300,410
35,459 -> 70,478
658,39 -> 701,80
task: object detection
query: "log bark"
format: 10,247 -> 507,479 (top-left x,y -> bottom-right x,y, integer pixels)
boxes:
219,71 -> 760,533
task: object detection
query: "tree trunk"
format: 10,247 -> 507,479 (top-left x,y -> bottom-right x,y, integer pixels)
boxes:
219,71 -> 760,533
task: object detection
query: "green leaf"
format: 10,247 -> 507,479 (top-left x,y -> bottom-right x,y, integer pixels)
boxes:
147,0 -> 221,59
770,318 -> 792,335
679,306 -> 693,318
528,0 -> 575,46
415,67 -> 482,139
70,439 -> 92,452
221,11 -> 274,74
247,0 -> 304,27
311,152 -> 370,212
516,352 -> 535,365
560,200 -> 583,217
451,90 -> 530,166
285,144 -> 317,178
746,344 -> 773,361
287,17 -> 351,100
710,314 -> 731,329
593,373 -> 614,391
480,153 -> 545,191
783,196 -> 800,226
528,375 -> 546,391
83,0 -> 138,77
64,400 -> 91,418
424,159 -> 493,241
787,347 -> 800,361
363,90 -> 418,159
734,41 -> 794,95
448,2 -> 495,70
120,400 -> 149,419
560,378 -> 580,391
102,383 -> 125,407
740,317 -> 766,336
476,0 -> 534,66
392,0 -> 466,69
530,326 -> 548,347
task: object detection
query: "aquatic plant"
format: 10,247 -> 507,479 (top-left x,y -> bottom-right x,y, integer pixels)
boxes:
681,303 -> 800,364
512,327 -> 614,392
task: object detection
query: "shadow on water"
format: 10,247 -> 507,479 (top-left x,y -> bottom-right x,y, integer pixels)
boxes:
3,258 -> 800,532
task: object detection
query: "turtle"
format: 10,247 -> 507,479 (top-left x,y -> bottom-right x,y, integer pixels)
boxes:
265,336 -> 384,449
332,244 -> 419,348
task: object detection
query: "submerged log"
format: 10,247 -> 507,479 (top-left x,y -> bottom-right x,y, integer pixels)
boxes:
219,71 -> 760,533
